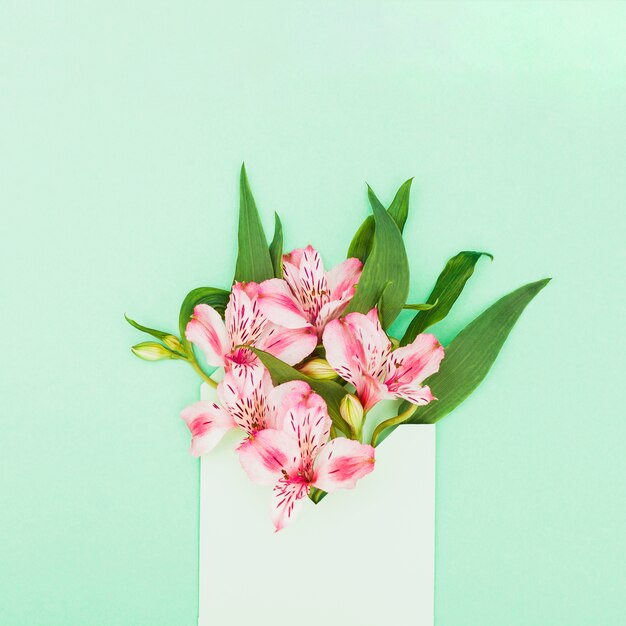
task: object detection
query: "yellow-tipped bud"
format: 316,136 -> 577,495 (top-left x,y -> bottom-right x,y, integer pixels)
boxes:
298,358 -> 337,381
340,394 -> 364,438
131,341 -> 175,361
163,335 -> 184,353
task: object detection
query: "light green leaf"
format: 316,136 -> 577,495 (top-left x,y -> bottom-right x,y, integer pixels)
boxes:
345,186 -> 410,329
178,287 -> 230,344
401,251 -> 492,345
249,348 -> 352,436
233,164 -> 274,283
269,212 -> 283,278
403,299 -> 439,311
347,178 -> 413,263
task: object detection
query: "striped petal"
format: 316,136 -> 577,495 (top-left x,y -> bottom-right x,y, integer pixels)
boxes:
272,478 -> 310,532
180,400 -> 235,456
326,257 -> 363,301
257,278 -> 309,329
185,304 -> 228,367
313,438 -> 376,493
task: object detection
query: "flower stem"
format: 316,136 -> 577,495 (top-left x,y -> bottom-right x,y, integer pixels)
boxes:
370,404 -> 419,447
184,345 -> 217,388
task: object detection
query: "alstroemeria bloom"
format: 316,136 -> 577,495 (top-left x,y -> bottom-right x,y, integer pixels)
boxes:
181,365 -> 306,458
258,245 -> 363,337
323,308 -> 445,412
185,282 -> 316,371
239,383 -> 376,531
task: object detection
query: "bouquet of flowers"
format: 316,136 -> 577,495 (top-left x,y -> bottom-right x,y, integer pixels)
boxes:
126,166 -> 548,531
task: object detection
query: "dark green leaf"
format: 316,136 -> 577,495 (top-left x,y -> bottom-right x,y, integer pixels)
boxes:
347,178 -> 413,263
401,251 -> 492,345
269,212 -> 283,278
248,348 -> 352,435
125,314 -> 172,341
233,164 -> 274,283
345,186 -> 410,329
377,278 -> 550,443
178,287 -> 230,344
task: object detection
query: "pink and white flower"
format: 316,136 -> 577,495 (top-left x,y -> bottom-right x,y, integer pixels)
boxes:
180,365 -> 308,459
257,245 -> 363,338
239,383 -> 376,531
185,282 -> 316,371
323,308 -> 445,412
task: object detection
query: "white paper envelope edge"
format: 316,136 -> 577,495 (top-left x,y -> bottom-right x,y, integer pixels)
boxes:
198,382 -> 435,626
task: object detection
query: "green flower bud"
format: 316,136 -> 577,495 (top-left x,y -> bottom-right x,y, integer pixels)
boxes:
131,341 -> 176,361
298,358 -> 337,381
340,394 -> 364,438
163,335 -> 184,353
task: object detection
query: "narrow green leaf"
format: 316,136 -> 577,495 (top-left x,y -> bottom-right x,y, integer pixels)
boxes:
347,178 -> 413,263
403,299 -> 439,311
412,278 -> 550,424
376,278 -> 550,444
125,314 -> 172,341
233,164 -> 274,283
248,348 -> 352,435
178,287 -> 230,343
345,186 -> 410,329
401,251 -> 492,345
269,212 -> 283,278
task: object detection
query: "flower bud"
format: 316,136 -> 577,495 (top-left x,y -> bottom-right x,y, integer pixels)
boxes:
131,341 -> 175,361
298,358 -> 337,381
163,335 -> 184,353
340,394 -> 364,437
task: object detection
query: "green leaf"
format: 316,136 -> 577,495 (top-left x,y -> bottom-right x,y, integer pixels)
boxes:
124,314 -> 172,341
401,251 -> 492,345
248,348 -> 352,436
411,278 -> 550,424
376,278 -> 550,445
403,299 -> 439,311
178,287 -> 230,343
345,186 -> 410,329
233,164 -> 274,283
269,212 -> 283,278
347,178 -> 413,263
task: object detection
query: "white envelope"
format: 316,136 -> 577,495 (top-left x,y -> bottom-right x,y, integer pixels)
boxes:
198,382 -> 435,626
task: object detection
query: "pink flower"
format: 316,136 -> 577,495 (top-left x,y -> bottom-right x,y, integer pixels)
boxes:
239,383 -> 376,531
323,309 -> 445,412
257,245 -> 363,338
180,364 -> 308,458
185,282 -> 316,371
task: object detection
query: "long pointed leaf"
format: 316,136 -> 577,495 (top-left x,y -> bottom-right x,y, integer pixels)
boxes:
345,186 -> 410,328
269,212 -> 283,278
125,314 -> 173,342
401,251 -> 492,345
376,278 -> 550,444
347,178 -> 413,263
249,348 -> 352,435
234,164 -> 274,283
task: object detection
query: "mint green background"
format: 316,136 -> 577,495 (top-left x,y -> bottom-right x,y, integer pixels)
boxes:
2,2 -> 624,624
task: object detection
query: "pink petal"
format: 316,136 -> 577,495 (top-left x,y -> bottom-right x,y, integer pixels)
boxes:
272,478 -> 310,532
322,317 -> 365,388
390,383 -> 435,407
355,373 -> 391,413
267,380 -> 312,429
185,304 -> 228,367
282,391 -> 332,472
257,322 -> 317,366
257,278 -> 309,329
225,282 -> 267,348
384,334 -> 444,389
180,401 -> 235,456
282,248 -> 305,270
238,429 -> 301,486
326,257 -> 363,301
313,438 -> 376,493
217,365 -> 273,434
